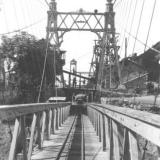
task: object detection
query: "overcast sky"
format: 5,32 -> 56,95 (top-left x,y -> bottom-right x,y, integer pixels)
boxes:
0,0 -> 159,73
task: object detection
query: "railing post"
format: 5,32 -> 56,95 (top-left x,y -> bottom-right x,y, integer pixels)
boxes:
96,112 -> 99,136
64,107 -> 66,121
28,113 -> 37,160
20,116 -> 27,160
128,130 -> 139,160
66,106 -> 69,119
105,116 -> 110,159
52,109 -> 56,134
37,113 -> 42,149
41,111 -> 46,146
9,118 -> 20,160
157,147 -> 160,160
56,108 -> 59,130
62,107 -> 64,124
47,109 -> 52,139
112,120 -> 120,160
102,114 -> 106,151
98,114 -> 102,142
59,107 -> 62,127
94,110 -> 96,131
122,128 -> 130,160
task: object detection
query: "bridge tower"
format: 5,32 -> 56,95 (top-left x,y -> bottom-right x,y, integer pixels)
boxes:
46,0 -> 121,95
70,59 -> 77,88
90,0 -> 121,91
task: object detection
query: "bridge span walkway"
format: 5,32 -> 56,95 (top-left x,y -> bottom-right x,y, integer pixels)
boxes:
31,114 -> 106,160
1,96 -> 160,160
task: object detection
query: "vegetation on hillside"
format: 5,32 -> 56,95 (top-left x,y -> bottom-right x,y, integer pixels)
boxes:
0,32 -> 64,103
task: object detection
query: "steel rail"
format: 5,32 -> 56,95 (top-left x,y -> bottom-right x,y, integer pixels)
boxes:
55,115 -> 78,160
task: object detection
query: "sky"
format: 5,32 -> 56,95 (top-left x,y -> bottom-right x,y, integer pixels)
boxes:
0,0 -> 160,74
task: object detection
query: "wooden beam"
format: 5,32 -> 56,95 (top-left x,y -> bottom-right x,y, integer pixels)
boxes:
0,102 -> 71,120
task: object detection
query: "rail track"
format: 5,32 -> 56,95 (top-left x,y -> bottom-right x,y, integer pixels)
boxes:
54,113 -> 86,160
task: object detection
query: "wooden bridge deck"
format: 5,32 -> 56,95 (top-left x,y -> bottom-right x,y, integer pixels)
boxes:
31,115 -> 107,160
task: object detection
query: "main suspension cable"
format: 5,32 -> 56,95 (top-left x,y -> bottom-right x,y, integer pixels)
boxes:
0,18 -> 45,36
144,0 -> 157,51
132,0 -> 146,55
37,34 -> 50,102
127,0 -> 138,47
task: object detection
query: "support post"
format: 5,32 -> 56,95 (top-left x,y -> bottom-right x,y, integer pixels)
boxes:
41,111 -> 46,146
20,116 -> 27,160
28,114 -> 37,160
112,120 -> 120,160
99,114 -> 102,142
56,108 -> 59,130
105,116 -> 110,159
102,114 -> 106,151
52,109 -> 56,134
37,113 -> 42,149
9,118 -> 20,160
47,109 -> 53,139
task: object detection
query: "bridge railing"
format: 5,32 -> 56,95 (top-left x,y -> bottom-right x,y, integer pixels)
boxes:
0,102 -> 71,160
87,103 -> 160,160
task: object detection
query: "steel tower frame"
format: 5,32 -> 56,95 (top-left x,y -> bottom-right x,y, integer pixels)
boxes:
46,0 -> 121,91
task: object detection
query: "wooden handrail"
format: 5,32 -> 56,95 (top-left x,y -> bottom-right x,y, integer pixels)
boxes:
87,103 -> 160,159
0,102 -> 71,120
1,102 -> 71,160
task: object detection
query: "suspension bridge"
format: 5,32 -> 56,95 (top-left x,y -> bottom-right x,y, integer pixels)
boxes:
0,0 -> 160,160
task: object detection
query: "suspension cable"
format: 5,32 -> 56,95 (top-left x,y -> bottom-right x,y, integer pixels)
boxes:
132,0 -> 146,55
119,0 -> 133,57
37,34 -> 50,102
114,0 -> 123,9
144,0 -> 157,51
0,18 -> 45,36
127,0 -> 138,46
125,30 -> 160,55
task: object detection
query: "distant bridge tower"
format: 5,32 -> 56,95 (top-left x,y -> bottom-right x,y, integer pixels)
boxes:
69,59 -> 77,88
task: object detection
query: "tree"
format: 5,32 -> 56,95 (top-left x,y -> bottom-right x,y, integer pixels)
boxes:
0,32 -> 64,103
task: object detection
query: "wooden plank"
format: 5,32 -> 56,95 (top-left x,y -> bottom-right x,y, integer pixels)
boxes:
28,113 -> 37,160
9,118 -> 20,160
